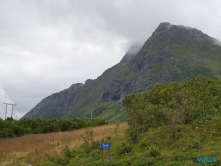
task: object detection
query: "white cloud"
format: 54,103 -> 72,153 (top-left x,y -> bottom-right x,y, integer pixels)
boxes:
0,0 -> 220,118
0,84 -> 14,119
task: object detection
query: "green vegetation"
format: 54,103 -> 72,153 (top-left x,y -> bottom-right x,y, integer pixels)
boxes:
34,76 -> 221,165
2,76 -> 221,165
38,120 -> 221,165
66,101 -> 127,123
170,43 -> 221,80
0,118 -> 107,138
123,76 -> 221,141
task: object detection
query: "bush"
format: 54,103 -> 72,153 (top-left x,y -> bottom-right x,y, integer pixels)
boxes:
46,146 -> 74,166
139,138 -> 149,148
0,128 -> 11,138
123,76 -> 221,136
63,146 -> 72,159
0,118 -> 108,138
80,128 -> 99,154
89,149 -> 100,159
90,118 -> 108,127
118,142 -> 132,155
125,128 -> 139,143
182,136 -> 204,152
147,145 -> 160,157
42,124 -> 60,133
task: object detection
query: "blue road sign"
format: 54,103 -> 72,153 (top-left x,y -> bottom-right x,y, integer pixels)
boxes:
100,142 -> 111,149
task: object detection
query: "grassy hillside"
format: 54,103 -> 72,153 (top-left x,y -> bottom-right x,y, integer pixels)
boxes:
1,120 -> 221,165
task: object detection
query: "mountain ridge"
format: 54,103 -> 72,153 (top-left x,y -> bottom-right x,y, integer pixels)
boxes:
22,22 -> 221,122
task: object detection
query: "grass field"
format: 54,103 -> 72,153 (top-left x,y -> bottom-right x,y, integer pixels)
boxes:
0,123 -> 128,166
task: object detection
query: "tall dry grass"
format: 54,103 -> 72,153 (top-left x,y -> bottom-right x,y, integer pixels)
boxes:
0,122 -> 128,166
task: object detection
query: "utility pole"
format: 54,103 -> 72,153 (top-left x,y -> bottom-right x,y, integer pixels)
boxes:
9,103 -> 17,118
3,102 -> 9,120
91,109 -> 93,119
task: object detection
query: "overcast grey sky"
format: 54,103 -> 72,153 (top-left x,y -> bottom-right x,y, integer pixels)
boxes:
0,0 -> 221,119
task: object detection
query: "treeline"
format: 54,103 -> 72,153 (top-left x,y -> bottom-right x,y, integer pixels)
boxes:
0,118 -> 108,138
123,76 -> 221,142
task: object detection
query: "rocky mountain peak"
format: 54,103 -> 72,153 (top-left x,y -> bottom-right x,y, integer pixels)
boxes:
151,22 -> 215,45
153,22 -> 172,34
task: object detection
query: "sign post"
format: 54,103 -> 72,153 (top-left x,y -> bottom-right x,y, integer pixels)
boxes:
100,142 -> 112,166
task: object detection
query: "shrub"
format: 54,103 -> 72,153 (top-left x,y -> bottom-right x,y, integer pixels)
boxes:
89,149 -> 100,159
182,136 -> 204,152
80,128 -> 99,154
139,138 -> 149,148
105,135 -> 112,141
42,124 -> 60,133
125,127 -> 139,143
147,145 -> 160,157
118,142 -> 132,155
63,146 -> 72,159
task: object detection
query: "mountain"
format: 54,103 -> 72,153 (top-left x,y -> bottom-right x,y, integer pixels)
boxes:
22,22 -> 221,122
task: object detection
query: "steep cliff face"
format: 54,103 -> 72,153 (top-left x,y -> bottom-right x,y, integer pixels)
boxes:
22,22 -> 221,121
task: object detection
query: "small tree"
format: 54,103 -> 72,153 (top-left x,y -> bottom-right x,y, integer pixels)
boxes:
81,128 -> 97,154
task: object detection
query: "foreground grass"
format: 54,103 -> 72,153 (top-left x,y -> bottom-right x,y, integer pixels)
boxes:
1,119 -> 221,165
64,118 -> 221,166
0,123 -> 128,166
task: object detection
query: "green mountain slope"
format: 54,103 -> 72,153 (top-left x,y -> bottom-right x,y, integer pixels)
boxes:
22,22 -> 221,122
